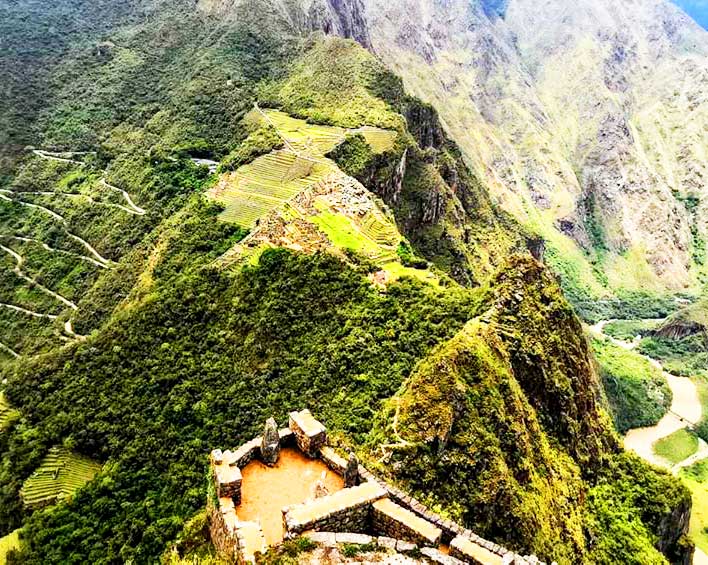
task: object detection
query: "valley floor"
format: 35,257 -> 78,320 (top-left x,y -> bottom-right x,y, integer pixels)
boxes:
590,320 -> 708,563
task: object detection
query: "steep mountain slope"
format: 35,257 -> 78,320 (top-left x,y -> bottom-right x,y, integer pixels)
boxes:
0,1 -> 697,564
292,0 -> 708,305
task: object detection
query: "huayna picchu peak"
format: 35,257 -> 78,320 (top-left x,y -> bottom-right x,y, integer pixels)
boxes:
0,1 -> 707,564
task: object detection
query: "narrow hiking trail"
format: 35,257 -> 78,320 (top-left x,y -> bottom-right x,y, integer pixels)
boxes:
0,243 -> 78,310
590,320 -> 705,471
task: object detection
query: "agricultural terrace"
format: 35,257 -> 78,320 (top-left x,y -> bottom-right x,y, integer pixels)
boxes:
207,110 -> 396,228
0,393 -> 18,431
0,529 -> 20,562
20,446 -> 102,509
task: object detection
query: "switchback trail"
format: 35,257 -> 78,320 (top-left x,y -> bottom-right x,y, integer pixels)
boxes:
0,243 -> 78,310
99,178 -> 146,215
0,191 -> 114,267
31,149 -> 93,165
13,189 -> 143,216
0,235 -> 108,269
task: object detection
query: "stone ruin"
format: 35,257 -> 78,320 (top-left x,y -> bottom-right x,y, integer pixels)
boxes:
208,409 -> 555,565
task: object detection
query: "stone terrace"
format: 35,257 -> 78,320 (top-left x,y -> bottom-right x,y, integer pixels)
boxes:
207,409 -> 554,565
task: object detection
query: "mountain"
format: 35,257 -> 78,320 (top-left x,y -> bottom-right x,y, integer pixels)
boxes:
291,0 -> 708,311
0,1 -> 700,564
673,0 -> 708,29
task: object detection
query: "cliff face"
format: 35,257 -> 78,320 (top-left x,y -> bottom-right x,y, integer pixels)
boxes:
293,0 -> 708,295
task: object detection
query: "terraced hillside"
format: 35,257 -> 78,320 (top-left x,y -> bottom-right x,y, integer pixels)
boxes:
207,109 -> 396,227
0,393 -> 18,431
19,447 -> 101,509
0,529 -> 20,563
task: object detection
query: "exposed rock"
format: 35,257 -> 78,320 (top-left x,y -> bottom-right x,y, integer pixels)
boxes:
344,452 -> 360,487
260,417 -> 280,466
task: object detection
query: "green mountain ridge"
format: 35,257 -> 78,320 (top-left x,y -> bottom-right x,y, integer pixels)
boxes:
0,1 -> 700,564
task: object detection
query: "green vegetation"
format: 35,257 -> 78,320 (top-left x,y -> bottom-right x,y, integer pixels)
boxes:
591,337 -> 671,432
396,241 -> 428,269
208,110 -> 396,228
19,447 -> 101,508
364,256 -> 687,564
0,393 -> 18,431
603,319 -> 659,341
585,453 -> 692,565
638,335 -> 708,379
258,536 -> 318,565
327,134 -> 375,177
0,529 -> 20,564
0,5 -> 692,564
210,149 -> 335,226
653,430 -> 699,465
680,460 -> 708,554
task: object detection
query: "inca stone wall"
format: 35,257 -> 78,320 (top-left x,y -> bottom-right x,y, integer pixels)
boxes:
372,498 -> 442,546
284,481 -> 387,534
208,409 -> 553,565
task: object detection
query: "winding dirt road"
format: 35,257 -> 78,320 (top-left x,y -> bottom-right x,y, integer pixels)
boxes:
590,320 -> 704,470
0,235 -> 107,269
99,178 -> 146,215
0,243 -> 78,310
590,320 -> 708,564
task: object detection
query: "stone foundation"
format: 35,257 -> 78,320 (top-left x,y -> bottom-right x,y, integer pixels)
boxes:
289,409 -> 326,457
451,535 -> 504,565
284,481 -> 387,534
208,410 -> 552,565
372,498 -> 442,546
211,450 -> 243,504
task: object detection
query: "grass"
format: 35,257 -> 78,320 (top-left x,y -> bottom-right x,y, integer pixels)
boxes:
20,446 -> 102,509
311,210 -> 382,257
381,261 -> 440,287
653,429 -> 699,465
680,460 -> 708,553
0,529 -> 20,562
591,337 -> 671,432
603,319 -> 660,341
